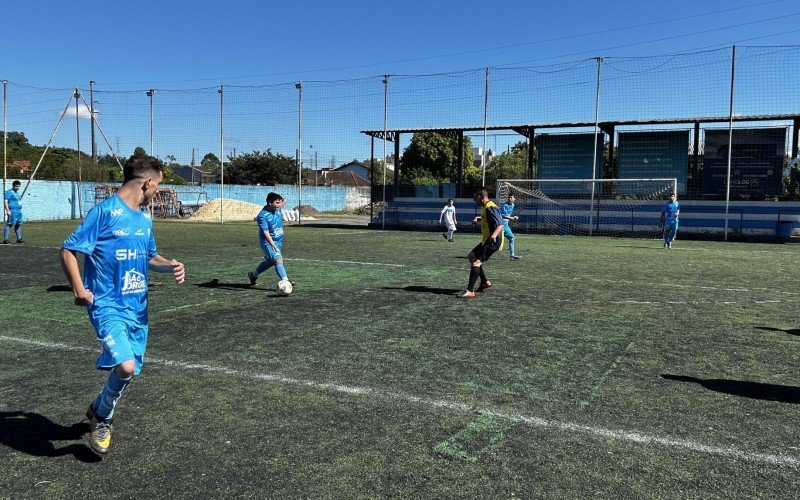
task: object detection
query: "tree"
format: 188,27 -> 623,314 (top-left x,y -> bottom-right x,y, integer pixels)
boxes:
400,132 -> 474,183
364,158 -> 394,184
224,149 -> 296,185
133,146 -> 147,156
201,152 -> 222,182
484,141 -> 529,188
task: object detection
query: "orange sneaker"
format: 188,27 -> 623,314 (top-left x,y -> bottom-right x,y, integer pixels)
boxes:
457,290 -> 476,298
476,280 -> 492,292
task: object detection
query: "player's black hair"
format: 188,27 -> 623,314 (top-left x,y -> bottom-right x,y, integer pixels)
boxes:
668,192 -> 675,197
266,192 -> 284,205
123,154 -> 164,183
447,198 -> 454,203
11,180 -> 21,187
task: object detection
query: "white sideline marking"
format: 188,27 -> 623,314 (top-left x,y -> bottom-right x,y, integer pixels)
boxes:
1,334 -> 797,469
287,258 -> 405,268
159,300 -> 218,314
552,298 -> 800,306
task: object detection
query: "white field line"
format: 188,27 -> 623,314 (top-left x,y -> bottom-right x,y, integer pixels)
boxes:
1,334 -> 797,469
287,258 -> 405,268
159,300 -> 218,314
551,298 -> 800,306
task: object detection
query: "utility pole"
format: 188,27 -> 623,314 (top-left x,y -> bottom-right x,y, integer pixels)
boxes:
89,81 -> 97,164
146,89 -> 154,155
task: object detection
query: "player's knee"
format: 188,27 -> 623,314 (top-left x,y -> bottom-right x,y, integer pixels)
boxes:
115,361 -> 135,378
471,260 -> 482,267
14,224 -> 20,230
275,258 -> 283,263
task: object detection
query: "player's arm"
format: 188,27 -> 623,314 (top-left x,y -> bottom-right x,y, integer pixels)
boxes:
486,208 -> 504,243
438,206 -> 445,223
148,254 -> 185,284
659,211 -> 665,228
60,248 -> 94,306
3,197 -> 9,217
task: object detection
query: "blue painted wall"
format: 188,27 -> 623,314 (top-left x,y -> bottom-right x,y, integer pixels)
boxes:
8,180 -> 358,221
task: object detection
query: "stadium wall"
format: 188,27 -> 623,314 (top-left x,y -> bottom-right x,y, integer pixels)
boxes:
10,180 -> 370,221
380,197 -> 800,240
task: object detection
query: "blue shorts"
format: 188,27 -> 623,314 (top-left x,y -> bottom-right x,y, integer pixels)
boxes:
261,241 -> 284,262
95,319 -> 149,375
503,224 -> 515,239
6,211 -> 22,225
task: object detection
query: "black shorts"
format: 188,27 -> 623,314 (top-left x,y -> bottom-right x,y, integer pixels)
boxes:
471,240 -> 499,262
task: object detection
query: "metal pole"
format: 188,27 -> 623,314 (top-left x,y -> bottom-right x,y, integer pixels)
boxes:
89,81 -> 97,164
218,85 -> 224,224
2,80 -> 7,220
482,67 -> 489,187
724,45 -> 736,242
382,75 -> 389,230
589,56 -> 603,237
74,89 -> 83,218
21,93 -> 74,198
146,89 -> 154,156
296,81 -> 302,225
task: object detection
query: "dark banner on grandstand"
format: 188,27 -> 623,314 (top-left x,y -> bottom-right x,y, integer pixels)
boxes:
537,133 -> 604,181
617,131 -> 689,195
702,127 -> 786,197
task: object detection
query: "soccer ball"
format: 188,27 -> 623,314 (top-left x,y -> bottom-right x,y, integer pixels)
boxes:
277,279 -> 293,296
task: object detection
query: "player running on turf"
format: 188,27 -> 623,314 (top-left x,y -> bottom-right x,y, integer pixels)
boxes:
3,180 -> 25,244
248,192 -> 291,288
458,188 -> 505,299
60,154 -> 185,456
501,194 -> 521,260
660,192 -> 680,249
438,198 -> 457,242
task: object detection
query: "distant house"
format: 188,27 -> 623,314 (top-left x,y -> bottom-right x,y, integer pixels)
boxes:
173,165 -> 213,184
335,160 -> 370,180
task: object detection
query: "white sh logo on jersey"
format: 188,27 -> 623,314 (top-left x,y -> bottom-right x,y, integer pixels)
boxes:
121,269 -> 146,295
110,208 -> 124,217
112,228 -> 130,237
135,228 -> 145,236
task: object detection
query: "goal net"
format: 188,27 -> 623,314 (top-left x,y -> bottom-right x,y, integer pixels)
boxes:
496,178 -> 678,238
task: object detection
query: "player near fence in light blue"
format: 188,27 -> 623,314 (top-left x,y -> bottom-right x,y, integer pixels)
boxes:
659,192 -> 680,249
3,180 -> 24,244
501,194 -> 521,260
60,154 -> 185,456
248,192 -> 290,288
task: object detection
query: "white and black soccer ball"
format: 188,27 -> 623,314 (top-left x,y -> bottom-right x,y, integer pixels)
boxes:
277,279 -> 293,296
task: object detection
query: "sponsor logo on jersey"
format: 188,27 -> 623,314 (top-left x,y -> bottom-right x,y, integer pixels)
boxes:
144,212 -> 152,220
135,228 -> 145,236
121,269 -> 146,295
115,248 -> 138,261
110,208 -> 124,217
112,228 -> 131,237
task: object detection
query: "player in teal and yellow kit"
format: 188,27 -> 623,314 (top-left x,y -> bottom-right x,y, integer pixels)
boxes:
61,154 -> 185,456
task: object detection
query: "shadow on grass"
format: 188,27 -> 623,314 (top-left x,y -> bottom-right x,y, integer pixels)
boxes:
196,279 -> 261,291
382,286 -> 461,296
46,285 -> 72,292
754,326 -> 800,337
661,374 -> 800,404
0,411 -> 100,462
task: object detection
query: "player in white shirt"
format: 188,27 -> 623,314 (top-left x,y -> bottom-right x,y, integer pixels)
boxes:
438,199 -> 457,242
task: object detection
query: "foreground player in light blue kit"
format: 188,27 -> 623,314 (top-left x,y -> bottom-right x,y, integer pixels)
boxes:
60,154 -> 185,456
248,192 -> 291,288
3,180 -> 24,244
660,192 -> 680,249
501,194 -> 521,260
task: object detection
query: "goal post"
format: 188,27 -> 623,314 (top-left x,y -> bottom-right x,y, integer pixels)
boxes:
496,178 -> 678,238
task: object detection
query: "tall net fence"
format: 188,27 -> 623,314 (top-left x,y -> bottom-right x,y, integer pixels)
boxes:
3,45 -> 800,215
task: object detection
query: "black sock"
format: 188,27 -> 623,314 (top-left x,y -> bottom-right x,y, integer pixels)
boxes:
467,266 -> 480,291
479,266 -> 487,283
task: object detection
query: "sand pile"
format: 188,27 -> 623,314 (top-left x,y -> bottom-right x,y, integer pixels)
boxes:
190,199 -> 262,221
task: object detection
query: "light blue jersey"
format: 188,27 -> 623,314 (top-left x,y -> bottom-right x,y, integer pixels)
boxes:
63,194 -> 157,329
257,207 -> 285,249
500,202 -> 515,225
4,189 -> 21,212
662,201 -> 680,226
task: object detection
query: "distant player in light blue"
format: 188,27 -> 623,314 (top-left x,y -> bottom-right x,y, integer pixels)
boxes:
3,180 -> 24,244
501,194 -> 521,260
660,192 -> 680,249
248,192 -> 291,289
61,154 -> 185,456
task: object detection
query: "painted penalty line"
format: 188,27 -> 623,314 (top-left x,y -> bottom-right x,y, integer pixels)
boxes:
0,334 -> 796,469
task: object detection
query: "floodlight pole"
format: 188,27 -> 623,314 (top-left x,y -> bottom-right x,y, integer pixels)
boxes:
296,81 -> 302,225
146,89 -> 154,156
724,45 -> 736,242
218,85 -> 225,224
382,75 -> 389,230
589,56 -> 603,237
74,89 -> 84,218
482,67 -> 489,187
2,80 -> 7,219
89,81 -> 97,164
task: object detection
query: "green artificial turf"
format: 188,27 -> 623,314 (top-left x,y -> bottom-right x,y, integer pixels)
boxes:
0,220 -> 798,498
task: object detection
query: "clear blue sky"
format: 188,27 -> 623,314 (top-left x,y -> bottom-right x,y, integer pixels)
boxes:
5,0 -> 799,87
3,0 -> 800,165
